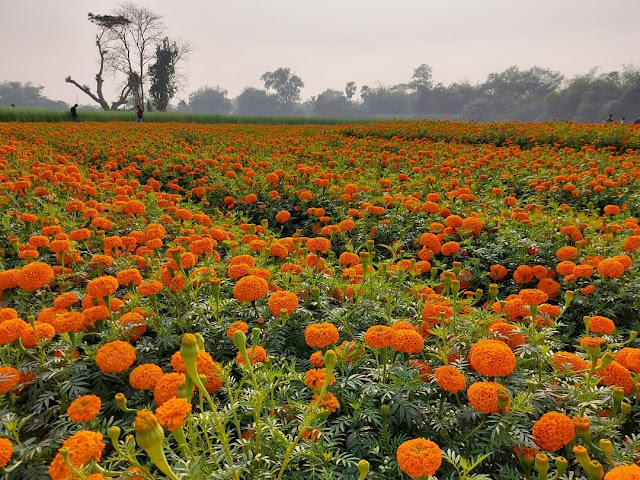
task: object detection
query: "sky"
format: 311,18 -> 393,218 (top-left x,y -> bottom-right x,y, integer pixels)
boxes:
2,0 -> 639,105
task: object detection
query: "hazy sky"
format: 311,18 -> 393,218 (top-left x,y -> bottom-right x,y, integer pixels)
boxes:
2,0 -> 639,105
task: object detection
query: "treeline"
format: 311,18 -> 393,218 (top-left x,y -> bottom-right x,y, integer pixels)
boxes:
3,64 -> 640,123
178,64 -> 640,123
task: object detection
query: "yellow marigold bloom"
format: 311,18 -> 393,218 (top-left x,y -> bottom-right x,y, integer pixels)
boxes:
155,397 -> 192,431
305,322 -> 339,349
95,341 -> 136,373
396,437 -> 442,478
468,339 -> 516,377
67,395 -> 101,422
532,412 -> 575,451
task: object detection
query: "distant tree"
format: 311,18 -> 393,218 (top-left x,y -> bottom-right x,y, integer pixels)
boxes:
313,89 -> 356,117
65,13 -> 132,110
235,88 -> 280,116
360,85 -> 370,99
260,68 -> 304,109
0,82 -> 68,109
188,87 -> 232,114
149,37 -> 189,111
345,81 -> 357,101
362,86 -> 412,116
409,64 -> 433,92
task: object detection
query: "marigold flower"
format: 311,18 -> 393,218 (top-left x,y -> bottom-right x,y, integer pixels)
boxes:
552,351 -> 586,372
304,368 -> 334,391
364,325 -> 393,349
53,311 -> 85,334
138,280 -> 163,297
390,329 -> 424,354
268,290 -> 299,317
588,316 -> 615,335
48,431 -> 104,480
589,360 -> 634,395
488,322 -> 526,350
0,366 -> 20,395
154,372 -> 187,406
116,268 -> 143,287
233,275 -> 269,302
0,438 -> 12,468
226,321 -> 249,339
434,365 -> 466,393
468,339 -> 516,377
396,438 -> 442,478
17,262 -> 54,291
490,264 -> 508,281
557,246 -> 578,260
604,464 -> 640,479
467,381 -> 511,413
155,397 -> 192,431
311,392 -> 340,412
53,292 -> 79,309
519,288 -> 549,306
305,322 -> 339,348
597,259 -> 625,278
235,346 -> 268,365
21,321 -> 55,348
67,395 -> 101,422
614,348 -> 640,372
130,363 -> 164,390
86,275 -> 119,298
532,412 -> 575,451
0,319 -> 28,345
95,341 -> 136,373
441,241 -> 461,256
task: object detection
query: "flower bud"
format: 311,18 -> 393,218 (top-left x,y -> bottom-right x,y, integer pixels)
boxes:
555,456 -> 568,477
535,452 -> 549,478
599,352 -> 614,370
599,439 -> 612,456
358,459 -> 370,480
195,332 -> 205,351
630,330 -> 638,342
232,330 -> 247,350
311,286 -> 320,302
586,460 -> 604,480
135,411 -> 179,480
452,261 -> 462,275
451,279 -> 460,297
474,288 -> 483,304
621,402 -> 631,417
612,386 -> 625,404
108,426 -> 121,445
115,393 -> 129,412
489,283 -> 499,302
573,445 -> 591,469
497,390 -> 511,414
380,404 -> 390,420
324,349 -> 338,371
180,333 -> 200,362
564,289 -> 574,305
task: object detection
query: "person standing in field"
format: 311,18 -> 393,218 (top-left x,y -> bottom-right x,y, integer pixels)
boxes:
70,104 -> 79,122
605,113 -> 614,123
619,116 -> 626,124
136,105 -> 144,123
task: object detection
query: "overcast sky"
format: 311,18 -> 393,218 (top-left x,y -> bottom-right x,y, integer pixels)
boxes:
2,0 -> 639,105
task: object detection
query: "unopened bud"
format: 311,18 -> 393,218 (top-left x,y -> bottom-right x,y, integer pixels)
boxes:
564,290 -> 574,305
381,404 -> 390,419
489,283 -> 499,302
232,330 -> 247,350
358,459 -> 370,480
555,457 -> 568,477
534,452 -> 549,478
324,349 -> 338,370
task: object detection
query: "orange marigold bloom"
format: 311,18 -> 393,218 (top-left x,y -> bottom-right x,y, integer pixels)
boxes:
513,265 -> 534,284
556,246 -> 579,260
170,350 -> 223,391
86,275 -> 119,298
434,365 -> 466,393
48,431 -> 104,480
532,412 -> 575,451
154,372 -> 187,406
597,259 -> 625,278
233,275 -> 269,302
552,352 -> 586,372
17,262 -> 54,291
305,322 -> 339,348
116,268 -> 143,287
364,325 -> 393,349
519,288 -> 549,306
441,241 -> 461,256
588,316 -> 615,335
227,321 -> 249,339
95,341 -> 136,373
0,437 -> 12,468
396,438 -> 442,478
311,392 -> 340,412
0,269 -> 20,290
467,381 -> 511,413
615,348 -> 640,372
304,368 -> 334,391
0,366 -> 20,395
236,346 -> 268,365
82,305 -> 109,325
306,237 -> 331,254
490,264 -> 508,281
138,280 -> 163,297
53,311 -> 85,334
310,351 -> 325,367
468,339 -> 516,377
488,322 -> 526,350
268,290 -> 299,317
21,321 -> 56,348
390,329 -> 424,354
590,360 -> 635,395
0,318 -> 28,345
604,465 -> 640,479
67,395 -> 101,422
129,363 -> 164,390
155,397 -> 192,431
580,336 -> 605,347
536,278 -> 561,299
53,292 -> 79,309
70,229 -> 91,242
622,235 -> 640,252
275,210 -> 291,224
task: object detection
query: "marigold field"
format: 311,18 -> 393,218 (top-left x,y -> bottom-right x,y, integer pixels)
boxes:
0,120 -> 640,480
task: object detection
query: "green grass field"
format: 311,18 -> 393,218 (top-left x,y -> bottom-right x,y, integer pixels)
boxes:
0,107 -> 377,125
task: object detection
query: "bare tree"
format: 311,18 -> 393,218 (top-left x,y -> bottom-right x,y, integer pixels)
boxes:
108,3 -> 165,107
65,14 -> 133,110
